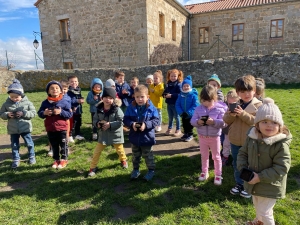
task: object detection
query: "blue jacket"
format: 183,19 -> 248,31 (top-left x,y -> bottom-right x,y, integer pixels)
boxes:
67,86 -> 83,114
115,82 -> 131,107
86,78 -> 104,113
128,86 -> 135,104
175,88 -> 200,118
163,80 -> 182,105
123,100 -> 159,146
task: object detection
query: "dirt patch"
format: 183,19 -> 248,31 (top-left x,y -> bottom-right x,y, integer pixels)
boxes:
111,203 -> 137,221
0,181 -> 29,192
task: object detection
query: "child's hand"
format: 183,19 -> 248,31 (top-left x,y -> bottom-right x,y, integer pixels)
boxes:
122,89 -> 128,94
78,98 -> 85,104
150,88 -> 154,93
234,105 -> 243,116
206,117 -> 214,125
139,122 -> 146,132
8,112 -> 15,118
93,95 -> 98,100
248,172 -> 260,185
44,108 -> 52,116
101,122 -> 110,131
165,94 -> 171,98
132,122 -> 138,131
53,107 -> 62,115
15,111 -> 23,118
197,119 -> 204,126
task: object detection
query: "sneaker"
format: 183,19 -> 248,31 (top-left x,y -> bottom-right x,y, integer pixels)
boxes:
75,135 -> 85,140
173,130 -> 182,137
68,136 -> 75,143
240,189 -> 252,198
130,169 -> 140,179
184,135 -> 193,142
121,160 -> 128,169
144,170 -> 155,181
57,159 -> 68,169
164,129 -> 172,136
52,160 -> 60,169
246,219 -> 264,225
198,172 -> 209,181
214,176 -> 223,185
92,133 -> 98,140
230,184 -> 252,198
29,157 -> 36,165
88,168 -> 98,177
11,160 -> 20,169
221,155 -> 229,166
155,126 -> 162,132
47,149 -> 53,157
180,134 -> 188,140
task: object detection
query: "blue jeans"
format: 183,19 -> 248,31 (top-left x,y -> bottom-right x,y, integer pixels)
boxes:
11,133 -> 35,161
167,104 -> 180,130
157,108 -> 162,126
231,143 -> 243,185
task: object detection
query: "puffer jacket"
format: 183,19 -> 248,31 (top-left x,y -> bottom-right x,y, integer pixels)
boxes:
86,78 -> 104,113
175,88 -> 199,118
93,102 -> 124,145
149,83 -> 164,109
190,101 -> 227,136
0,96 -> 36,134
162,80 -> 182,105
223,97 -> 262,146
67,86 -> 83,114
237,127 -> 292,199
115,82 -> 131,107
123,100 -> 159,146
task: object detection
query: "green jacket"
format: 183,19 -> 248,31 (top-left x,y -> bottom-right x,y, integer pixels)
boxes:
0,96 -> 36,134
93,102 -> 124,145
237,127 -> 292,199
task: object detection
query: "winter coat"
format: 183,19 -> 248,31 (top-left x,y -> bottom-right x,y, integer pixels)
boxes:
128,86 -> 135,104
237,127 -> 292,199
175,88 -> 199,118
223,97 -> 262,146
93,102 -> 124,145
67,86 -> 83,114
0,96 -> 36,134
38,97 -> 72,132
123,100 -> 159,146
86,78 -> 104,113
190,102 -> 227,137
115,82 -> 131,107
149,83 -> 164,109
163,80 -> 182,105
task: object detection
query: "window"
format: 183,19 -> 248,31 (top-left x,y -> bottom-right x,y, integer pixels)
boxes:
63,62 -> 73,69
59,19 -> 71,41
172,20 -> 176,41
159,13 -> 165,37
232,23 -> 244,41
270,19 -> 284,38
199,27 -> 209,43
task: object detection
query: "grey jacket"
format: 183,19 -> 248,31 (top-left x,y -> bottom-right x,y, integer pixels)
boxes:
93,102 -> 124,145
237,127 -> 292,199
0,96 -> 36,134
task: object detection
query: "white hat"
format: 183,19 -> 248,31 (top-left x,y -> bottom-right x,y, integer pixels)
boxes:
254,98 -> 283,126
146,74 -> 153,80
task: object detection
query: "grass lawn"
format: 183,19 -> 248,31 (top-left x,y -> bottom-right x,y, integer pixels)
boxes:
0,84 -> 299,225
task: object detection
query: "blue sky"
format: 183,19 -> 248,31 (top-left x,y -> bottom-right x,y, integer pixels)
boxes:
0,0 -> 212,71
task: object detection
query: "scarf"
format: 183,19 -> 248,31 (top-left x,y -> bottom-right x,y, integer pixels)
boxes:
47,94 -> 63,102
93,88 -> 102,95
68,86 -> 81,95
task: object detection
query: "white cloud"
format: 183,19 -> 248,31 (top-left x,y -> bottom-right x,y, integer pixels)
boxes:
0,37 -> 44,71
0,17 -> 21,22
0,0 -> 35,12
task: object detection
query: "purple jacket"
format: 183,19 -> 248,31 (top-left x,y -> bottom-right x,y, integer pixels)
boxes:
191,102 -> 227,137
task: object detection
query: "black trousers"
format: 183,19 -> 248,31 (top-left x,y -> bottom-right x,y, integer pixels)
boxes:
72,114 -> 82,136
47,131 -> 68,160
91,112 -> 97,133
182,117 -> 193,136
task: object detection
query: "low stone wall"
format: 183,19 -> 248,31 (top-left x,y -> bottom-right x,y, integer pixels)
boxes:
1,53 -> 299,94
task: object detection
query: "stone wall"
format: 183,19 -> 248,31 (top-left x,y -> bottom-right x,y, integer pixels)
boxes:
190,1 -> 300,60
1,53 -> 299,94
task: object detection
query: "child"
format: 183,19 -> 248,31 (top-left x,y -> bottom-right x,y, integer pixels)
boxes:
146,74 -> 154,87
88,88 -> 128,176
149,70 -> 164,132
175,75 -> 199,141
123,85 -> 159,181
191,85 -> 227,185
0,79 -> 37,168
86,78 -> 104,140
114,71 -> 131,113
221,89 -> 240,166
129,77 -> 139,104
237,98 -> 291,225
255,77 -> 266,101
38,81 -> 72,169
207,74 -> 224,102
67,75 -> 85,141
162,69 -> 183,137
105,78 -> 116,89
223,75 -> 262,198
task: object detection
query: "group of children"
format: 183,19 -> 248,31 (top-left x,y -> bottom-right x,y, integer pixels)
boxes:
0,70 -> 291,225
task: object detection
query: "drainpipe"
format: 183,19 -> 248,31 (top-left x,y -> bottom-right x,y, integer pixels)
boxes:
188,15 -> 191,61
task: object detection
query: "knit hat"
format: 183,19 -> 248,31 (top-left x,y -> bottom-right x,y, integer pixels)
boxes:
146,74 -> 153,81
105,79 -> 115,88
46,80 -> 62,94
102,88 -> 116,100
182,75 -> 193,88
254,98 -> 283,126
207,74 -> 221,87
7,79 -> 24,96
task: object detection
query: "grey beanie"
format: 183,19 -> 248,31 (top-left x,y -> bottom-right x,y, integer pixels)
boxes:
7,79 -> 24,96
105,79 -> 115,88
254,98 -> 283,126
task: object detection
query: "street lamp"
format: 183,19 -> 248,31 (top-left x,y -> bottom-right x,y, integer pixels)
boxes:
33,31 -> 42,49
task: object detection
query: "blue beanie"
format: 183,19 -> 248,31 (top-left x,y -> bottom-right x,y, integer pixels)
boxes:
46,80 -> 62,94
182,75 -> 193,88
7,79 -> 24,96
207,74 -> 221,87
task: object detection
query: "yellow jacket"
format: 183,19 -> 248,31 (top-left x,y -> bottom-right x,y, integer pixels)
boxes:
223,97 -> 262,146
149,83 -> 164,109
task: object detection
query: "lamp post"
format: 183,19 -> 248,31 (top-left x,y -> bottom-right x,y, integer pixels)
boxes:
33,31 -> 42,49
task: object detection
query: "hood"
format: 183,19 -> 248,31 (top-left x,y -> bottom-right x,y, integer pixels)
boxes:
214,101 -> 228,112
90,78 -> 104,91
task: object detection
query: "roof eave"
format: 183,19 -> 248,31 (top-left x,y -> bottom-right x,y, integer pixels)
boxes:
34,0 -> 43,7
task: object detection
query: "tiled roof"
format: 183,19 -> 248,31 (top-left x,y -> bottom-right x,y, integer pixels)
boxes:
185,0 -> 289,14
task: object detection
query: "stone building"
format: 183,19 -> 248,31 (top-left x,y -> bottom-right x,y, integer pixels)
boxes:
34,0 -> 299,70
